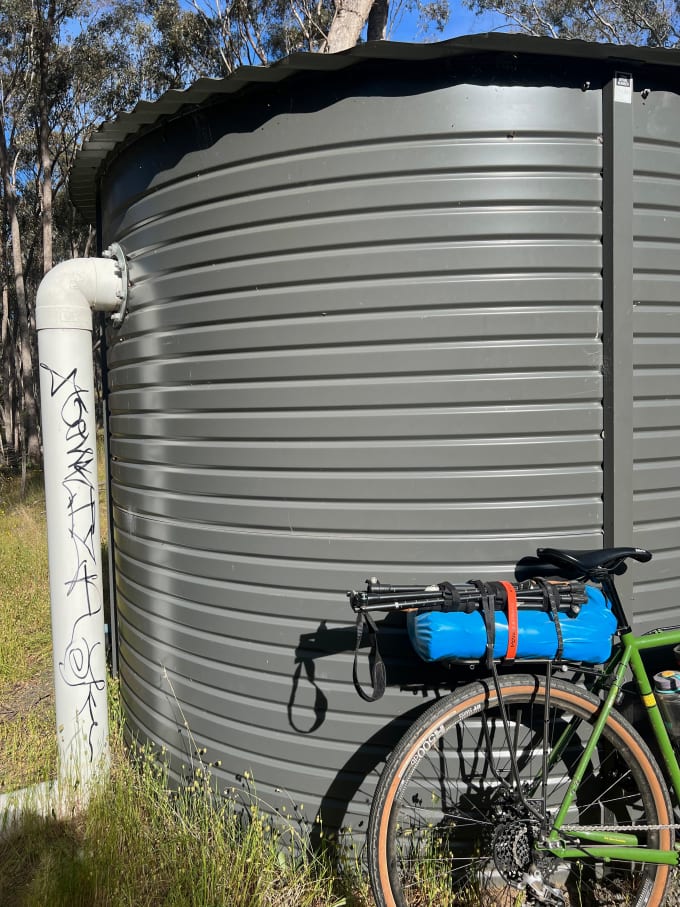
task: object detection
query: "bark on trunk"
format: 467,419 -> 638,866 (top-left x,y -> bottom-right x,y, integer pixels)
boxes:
1,284 -> 13,465
0,152 -> 42,466
40,134 -> 54,275
39,1 -> 57,275
11,204 -> 41,465
325,0 -> 375,52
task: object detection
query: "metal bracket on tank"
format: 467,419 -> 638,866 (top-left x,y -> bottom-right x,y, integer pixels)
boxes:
102,242 -> 129,326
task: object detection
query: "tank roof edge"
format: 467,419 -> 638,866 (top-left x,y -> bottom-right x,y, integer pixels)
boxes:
70,32 -> 680,223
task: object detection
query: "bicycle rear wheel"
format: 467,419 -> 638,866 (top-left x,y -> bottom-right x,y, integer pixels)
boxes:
368,673 -> 674,907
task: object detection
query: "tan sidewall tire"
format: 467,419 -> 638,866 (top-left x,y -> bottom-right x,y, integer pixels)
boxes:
370,677 -> 673,907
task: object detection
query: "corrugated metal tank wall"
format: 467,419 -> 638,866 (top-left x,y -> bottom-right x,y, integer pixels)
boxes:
633,84 -> 680,622
77,44 -> 680,830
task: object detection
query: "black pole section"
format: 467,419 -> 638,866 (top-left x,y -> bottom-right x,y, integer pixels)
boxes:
349,582 -> 588,614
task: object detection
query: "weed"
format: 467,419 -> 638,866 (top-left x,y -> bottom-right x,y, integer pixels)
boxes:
0,470 -> 55,791
0,459 -> 370,906
0,679 -> 368,906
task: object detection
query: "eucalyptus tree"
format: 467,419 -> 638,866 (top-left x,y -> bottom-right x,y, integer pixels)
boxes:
179,0 -> 450,62
0,0 -> 453,471
464,0 -> 679,44
1,0 -> 41,467
0,0 -> 143,469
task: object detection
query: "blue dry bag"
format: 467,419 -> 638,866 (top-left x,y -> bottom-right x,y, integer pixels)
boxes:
406,585 -> 615,664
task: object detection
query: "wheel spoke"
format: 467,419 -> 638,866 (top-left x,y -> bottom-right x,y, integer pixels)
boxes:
369,676 -> 672,907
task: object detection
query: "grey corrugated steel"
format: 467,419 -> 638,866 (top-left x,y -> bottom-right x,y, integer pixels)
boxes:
77,38 -> 680,832
70,32 -> 680,224
632,84 -> 680,625
97,56 -> 606,831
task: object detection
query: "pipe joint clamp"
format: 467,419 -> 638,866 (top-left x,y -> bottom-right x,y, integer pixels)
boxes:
102,242 -> 129,326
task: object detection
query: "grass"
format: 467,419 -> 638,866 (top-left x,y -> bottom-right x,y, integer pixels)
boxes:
0,470 -> 56,791
0,464 -> 370,906
7,462 -> 674,906
0,680 -> 364,907
0,471 -> 51,684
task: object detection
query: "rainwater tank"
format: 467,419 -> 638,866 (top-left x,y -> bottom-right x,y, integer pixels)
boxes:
71,34 -> 680,832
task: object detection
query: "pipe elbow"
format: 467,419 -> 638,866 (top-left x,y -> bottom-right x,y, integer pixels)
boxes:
36,257 -> 124,332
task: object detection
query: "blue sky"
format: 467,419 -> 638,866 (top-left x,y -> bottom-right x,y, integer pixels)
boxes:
389,2 -> 511,42
444,5 -> 510,36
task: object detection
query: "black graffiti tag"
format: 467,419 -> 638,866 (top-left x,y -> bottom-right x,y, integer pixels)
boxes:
40,363 -> 105,761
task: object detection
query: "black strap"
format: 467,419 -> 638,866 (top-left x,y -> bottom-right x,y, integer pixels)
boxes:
487,581 -> 508,610
535,578 -> 564,661
353,610 -> 386,702
438,581 -> 472,612
470,579 -> 496,669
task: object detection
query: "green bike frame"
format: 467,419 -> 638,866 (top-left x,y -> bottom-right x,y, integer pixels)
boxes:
541,576 -> 680,866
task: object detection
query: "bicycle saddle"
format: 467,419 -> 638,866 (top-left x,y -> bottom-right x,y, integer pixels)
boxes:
536,546 -> 652,579
515,547 -> 652,581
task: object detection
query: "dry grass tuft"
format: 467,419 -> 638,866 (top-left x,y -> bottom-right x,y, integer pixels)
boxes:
0,465 -> 369,906
0,680 -> 367,907
0,470 -> 56,791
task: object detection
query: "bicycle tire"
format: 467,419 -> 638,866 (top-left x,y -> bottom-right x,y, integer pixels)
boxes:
368,673 -> 674,907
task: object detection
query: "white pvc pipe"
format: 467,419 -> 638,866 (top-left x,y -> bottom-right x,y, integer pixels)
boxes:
0,782 -> 56,837
35,255 -> 125,799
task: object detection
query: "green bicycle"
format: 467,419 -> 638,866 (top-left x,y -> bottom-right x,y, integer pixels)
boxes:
349,546 -> 680,907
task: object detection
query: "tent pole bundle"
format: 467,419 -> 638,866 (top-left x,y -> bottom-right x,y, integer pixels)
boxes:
348,578 -> 589,617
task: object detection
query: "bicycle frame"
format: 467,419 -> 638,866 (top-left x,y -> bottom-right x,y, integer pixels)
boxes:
352,556 -> 680,877
541,573 -> 680,866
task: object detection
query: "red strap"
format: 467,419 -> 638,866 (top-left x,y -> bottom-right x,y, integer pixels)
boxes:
500,581 -> 518,661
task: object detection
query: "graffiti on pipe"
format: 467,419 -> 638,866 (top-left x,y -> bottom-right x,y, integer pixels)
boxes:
41,363 -> 105,761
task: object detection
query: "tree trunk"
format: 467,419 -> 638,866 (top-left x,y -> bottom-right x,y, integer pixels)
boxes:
39,0 -> 57,275
0,157 -> 42,466
325,0 -> 375,52
367,0 -> 388,40
83,224 -> 96,258
40,131 -> 54,275
11,207 -> 41,466
1,284 -> 13,466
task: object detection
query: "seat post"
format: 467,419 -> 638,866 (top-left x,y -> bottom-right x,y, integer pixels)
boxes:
598,572 -> 633,636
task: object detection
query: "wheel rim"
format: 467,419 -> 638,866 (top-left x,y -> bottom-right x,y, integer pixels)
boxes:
376,680 -> 671,907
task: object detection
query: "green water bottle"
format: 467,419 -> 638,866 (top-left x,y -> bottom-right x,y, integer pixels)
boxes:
653,671 -> 680,738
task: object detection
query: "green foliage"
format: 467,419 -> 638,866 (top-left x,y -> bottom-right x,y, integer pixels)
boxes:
465,0 -> 679,45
